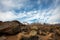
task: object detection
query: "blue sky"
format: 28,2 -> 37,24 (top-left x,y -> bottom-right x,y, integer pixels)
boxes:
0,0 -> 60,24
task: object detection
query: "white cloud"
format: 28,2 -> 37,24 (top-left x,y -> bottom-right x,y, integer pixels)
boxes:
0,0 -> 60,24
19,6 -> 60,24
47,7 -> 60,24
0,11 -> 18,21
0,0 -> 29,11
0,7 -> 60,24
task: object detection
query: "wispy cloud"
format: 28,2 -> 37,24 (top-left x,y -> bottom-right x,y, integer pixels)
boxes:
0,11 -> 17,21
0,0 -> 60,24
0,0 -> 29,11
47,7 -> 60,24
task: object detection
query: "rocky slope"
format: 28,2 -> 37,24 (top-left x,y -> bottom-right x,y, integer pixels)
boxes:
0,20 -> 60,40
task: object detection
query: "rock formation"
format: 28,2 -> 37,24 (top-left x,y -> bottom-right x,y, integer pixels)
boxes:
0,20 -> 26,35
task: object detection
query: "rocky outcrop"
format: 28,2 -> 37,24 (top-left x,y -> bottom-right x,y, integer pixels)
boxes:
0,20 -> 26,35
